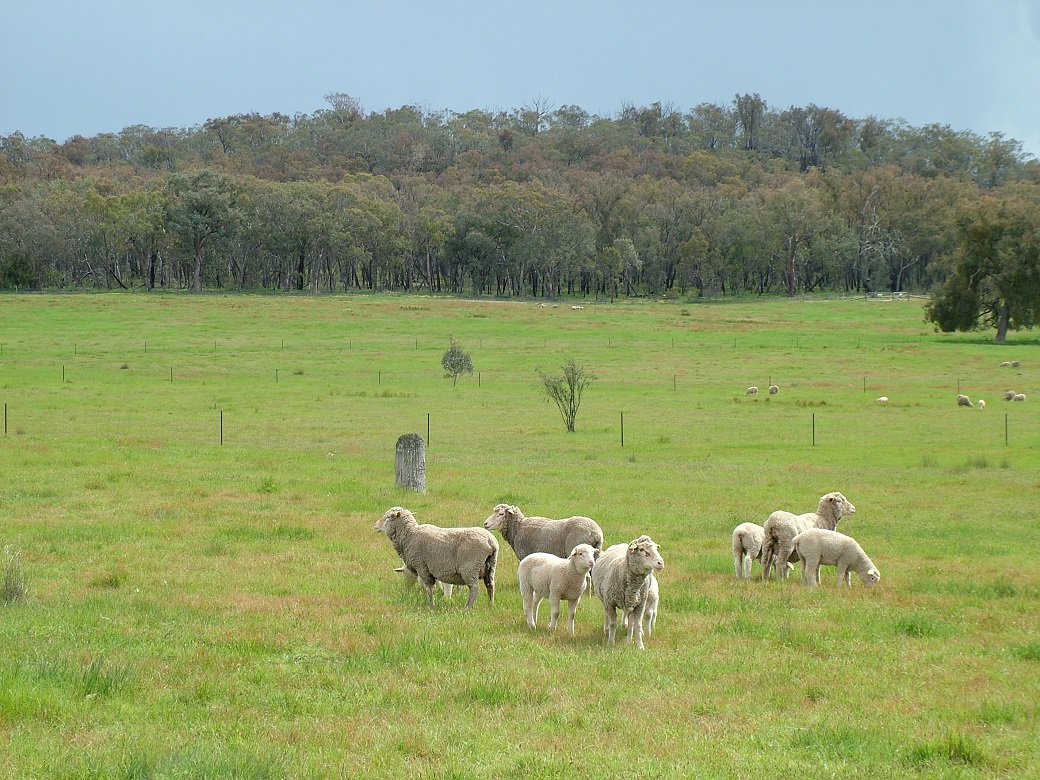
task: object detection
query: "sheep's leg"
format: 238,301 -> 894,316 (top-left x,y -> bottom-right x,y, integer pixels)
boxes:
548,597 -> 561,632
440,583 -> 454,598
531,595 -> 544,629
760,544 -> 774,581
627,607 -> 646,649
604,606 -> 617,644
836,565 -> 850,587
776,542 -> 794,579
734,550 -> 743,579
464,583 -> 479,609
484,570 -> 495,605
566,598 -> 579,635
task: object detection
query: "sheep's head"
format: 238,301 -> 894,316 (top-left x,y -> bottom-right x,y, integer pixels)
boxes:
568,543 -> 597,574
861,568 -> 881,588
484,503 -> 519,531
375,506 -> 412,533
820,492 -> 855,517
627,535 -> 664,574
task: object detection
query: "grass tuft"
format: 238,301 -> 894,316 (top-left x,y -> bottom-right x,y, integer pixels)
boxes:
907,731 -> 986,767
2,546 -> 29,604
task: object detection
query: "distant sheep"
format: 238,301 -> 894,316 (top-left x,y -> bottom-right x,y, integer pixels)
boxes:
768,385 -> 779,395
1003,390 -> 1017,401
1013,393 -> 1026,402
1000,361 -> 1011,367
792,528 -> 880,588
761,492 -> 855,581
977,399 -> 986,410
876,396 -> 888,405
745,386 -> 759,395
517,543 -> 598,634
484,504 -> 603,561
375,507 -> 498,609
592,535 -> 664,649
732,522 -> 764,580
1012,361 -> 1021,367
957,394 -> 972,407
571,305 -> 585,311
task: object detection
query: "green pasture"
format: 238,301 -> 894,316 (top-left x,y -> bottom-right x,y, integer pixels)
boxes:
1,292 -> 1038,779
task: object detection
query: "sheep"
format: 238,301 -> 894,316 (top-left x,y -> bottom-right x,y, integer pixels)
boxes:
517,543 -> 598,634
375,507 -> 498,609
642,573 -> 659,638
792,528 -> 880,588
876,396 -> 889,405
1003,390 -> 1017,401
1012,361 -> 1021,367
768,385 -> 779,395
591,535 -> 664,650
745,386 -> 758,395
977,399 -> 986,410
1013,393 -> 1027,402
732,522 -> 765,580
957,394 -> 973,407
760,492 -> 855,581
483,504 -> 603,561
1000,361 -> 1011,367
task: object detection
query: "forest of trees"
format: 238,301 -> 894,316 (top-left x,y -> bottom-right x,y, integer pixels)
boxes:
2,93 -> 1039,336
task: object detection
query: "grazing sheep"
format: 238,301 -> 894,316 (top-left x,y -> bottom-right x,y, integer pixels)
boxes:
1003,390 -> 1017,401
957,394 -> 973,407
876,396 -> 889,405
592,535 -> 664,650
517,543 -> 598,634
1013,393 -> 1027,402
761,492 -> 855,581
732,522 -> 765,580
768,385 -> 779,395
1012,361 -> 1021,367
745,386 -> 759,395
792,528 -> 880,588
375,507 -> 498,609
483,504 -> 603,561
977,399 -> 986,410
1000,361 -> 1011,367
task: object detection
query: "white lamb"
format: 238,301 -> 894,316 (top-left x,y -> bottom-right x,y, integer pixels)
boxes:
876,396 -> 888,405
483,504 -> 603,561
957,394 -> 972,407
592,535 -> 664,650
732,522 -> 765,580
375,507 -> 498,609
792,528 -> 880,588
760,492 -> 855,581
1013,393 -> 1026,402
517,543 -> 598,634
977,399 -> 986,410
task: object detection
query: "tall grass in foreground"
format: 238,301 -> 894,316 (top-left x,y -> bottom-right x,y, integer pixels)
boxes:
0,292 -> 1038,779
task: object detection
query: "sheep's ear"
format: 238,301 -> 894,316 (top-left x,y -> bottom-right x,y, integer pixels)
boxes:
594,549 -> 602,559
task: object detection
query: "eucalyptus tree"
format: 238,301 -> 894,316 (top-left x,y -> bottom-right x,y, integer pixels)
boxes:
162,170 -> 240,293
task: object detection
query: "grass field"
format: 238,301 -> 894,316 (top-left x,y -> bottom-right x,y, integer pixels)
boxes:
1,291 -> 1038,779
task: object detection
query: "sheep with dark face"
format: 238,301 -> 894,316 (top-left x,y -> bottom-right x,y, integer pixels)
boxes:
375,507 -> 497,609
760,492 -> 856,581
483,504 -> 603,561
591,535 -> 664,650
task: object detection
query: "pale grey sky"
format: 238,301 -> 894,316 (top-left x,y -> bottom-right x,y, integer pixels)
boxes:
4,0 -> 1039,157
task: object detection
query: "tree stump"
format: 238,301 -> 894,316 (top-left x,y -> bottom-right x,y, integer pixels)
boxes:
394,433 -> 426,493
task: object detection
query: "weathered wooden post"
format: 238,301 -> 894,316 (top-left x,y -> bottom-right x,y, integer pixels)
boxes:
395,433 -> 426,493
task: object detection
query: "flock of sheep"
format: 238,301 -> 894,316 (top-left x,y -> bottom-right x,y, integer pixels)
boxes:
880,359 -> 1027,407
732,491 -> 880,587
374,504 -> 663,649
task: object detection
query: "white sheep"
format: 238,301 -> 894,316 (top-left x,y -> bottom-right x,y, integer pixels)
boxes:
1013,393 -> 1026,402
745,386 -> 759,395
375,507 -> 498,609
1003,390 -> 1017,401
957,394 -> 972,407
517,543 -> 598,634
792,528 -> 880,588
876,396 -> 888,405
732,522 -> 765,580
768,385 -> 779,395
591,535 -> 664,650
483,504 -> 603,561
1000,361 -> 1011,367
642,573 -> 659,638
760,492 -> 855,581
977,399 -> 986,410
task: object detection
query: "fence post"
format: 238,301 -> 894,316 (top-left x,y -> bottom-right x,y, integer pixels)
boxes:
395,434 -> 427,493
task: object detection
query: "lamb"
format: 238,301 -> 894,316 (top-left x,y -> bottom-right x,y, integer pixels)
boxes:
957,394 -> 973,407
792,528 -> 880,588
977,399 -> 986,410
760,492 -> 855,581
1013,393 -> 1026,402
375,507 -> 498,609
745,386 -> 759,395
768,385 -> 779,395
517,543 -> 598,634
642,573 -> 659,638
732,522 -> 765,580
591,535 -> 664,649
876,396 -> 889,405
483,504 -> 603,561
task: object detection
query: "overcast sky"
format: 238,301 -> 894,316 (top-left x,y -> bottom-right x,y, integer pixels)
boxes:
4,0 -> 1039,158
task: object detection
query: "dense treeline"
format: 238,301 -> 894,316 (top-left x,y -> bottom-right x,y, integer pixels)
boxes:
2,93 -> 1039,316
